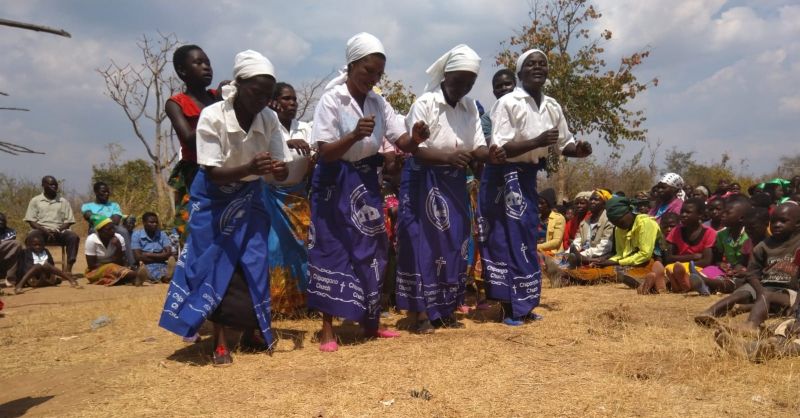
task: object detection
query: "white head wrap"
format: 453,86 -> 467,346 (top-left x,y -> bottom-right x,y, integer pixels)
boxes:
694,185 -> 709,197
423,44 -> 481,92
221,50 -> 276,100
574,191 -> 593,201
324,32 -> 386,91
515,49 -> 547,73
659,172 -> 685,190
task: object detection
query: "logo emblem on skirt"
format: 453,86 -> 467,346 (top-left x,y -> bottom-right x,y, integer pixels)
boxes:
219,196 -> 249,235
477,216 -> 490,242
503,172 -> 527,219
426,187 -> 450,231
350,185 -> 385,236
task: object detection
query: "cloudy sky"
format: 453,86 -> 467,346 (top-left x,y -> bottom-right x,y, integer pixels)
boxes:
1,0 -> 798,191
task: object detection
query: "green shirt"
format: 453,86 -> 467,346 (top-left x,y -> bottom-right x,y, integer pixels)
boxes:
609,214 -> 662,266
715,227 -> 749,266
24,193 -> 76,231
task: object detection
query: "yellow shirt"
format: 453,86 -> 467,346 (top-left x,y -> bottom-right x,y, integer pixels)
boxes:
609,214 -> 662,266
539,211 -> 566,252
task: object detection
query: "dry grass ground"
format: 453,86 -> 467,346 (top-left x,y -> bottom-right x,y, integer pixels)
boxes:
1,273 -> 799,417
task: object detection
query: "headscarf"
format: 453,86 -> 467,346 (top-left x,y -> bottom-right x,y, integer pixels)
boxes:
694,185 -> 709,198
574,191 -> 592,201
91,214 -> 112,232
324,32 -> 386,91
658,172 -> 684,190
221,50 -> 276,100
515,49 -> 547,73
593,189 -> 613,202
605,196 -> 634,221
423,44 -> 481,92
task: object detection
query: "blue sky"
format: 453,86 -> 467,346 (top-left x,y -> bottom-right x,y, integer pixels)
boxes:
1,0 -> 798,192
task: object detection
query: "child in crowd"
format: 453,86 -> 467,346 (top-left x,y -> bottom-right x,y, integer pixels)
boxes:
717,203 -> 800,336
14,230 -> 79,293
131,212 -> 174,284
703,197 -> 725,231
695,203 -> 797,326
659,198 -> 717,294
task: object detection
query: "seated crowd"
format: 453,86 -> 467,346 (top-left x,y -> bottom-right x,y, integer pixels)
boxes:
0,177 -> 175,293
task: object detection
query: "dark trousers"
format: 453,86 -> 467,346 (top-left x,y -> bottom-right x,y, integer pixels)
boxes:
32,230 -> 80,264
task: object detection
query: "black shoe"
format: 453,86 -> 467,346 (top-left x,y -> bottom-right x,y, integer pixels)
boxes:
212,347 -> 233,367
432,316 -> 465,329
415,320 -> 435,334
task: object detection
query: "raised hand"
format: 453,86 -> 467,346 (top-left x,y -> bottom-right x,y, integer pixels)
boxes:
248,152 -> 273,176
533,127 -> 559,149
575,140 -> 592,158
447,150 -> 473,168
488,144 -> 506,164
411,120 -> 430,144
351,115 -> 376,141
287,139 -> 311,156
271,159 -> 288,181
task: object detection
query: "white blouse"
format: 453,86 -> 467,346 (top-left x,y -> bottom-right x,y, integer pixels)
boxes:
264,118 -> 313,186
310,84 -> 406,162
405,88 -> 486,153
490,87 -> 575,164
196,99 -> 286,182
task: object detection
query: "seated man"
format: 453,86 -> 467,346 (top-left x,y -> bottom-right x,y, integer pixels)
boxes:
23,175 -> 79,274
131,212 -> 173,284
84,215 -> 138,286
81,181 -> 135,267
0,212 -> 21,286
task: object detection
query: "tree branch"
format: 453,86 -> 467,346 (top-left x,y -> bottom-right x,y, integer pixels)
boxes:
0,18 -> 71,38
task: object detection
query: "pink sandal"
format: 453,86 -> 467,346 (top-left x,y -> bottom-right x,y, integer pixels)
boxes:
366,328 -> 401,338
319,341 -> 339,352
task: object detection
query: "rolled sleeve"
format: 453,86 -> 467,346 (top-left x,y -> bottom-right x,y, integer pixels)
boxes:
490,101 -> 516,147
310,93 -> 341,144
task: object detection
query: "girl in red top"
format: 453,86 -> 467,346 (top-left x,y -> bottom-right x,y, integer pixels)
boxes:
165,44 -> 221,241
663,198 -> 717,293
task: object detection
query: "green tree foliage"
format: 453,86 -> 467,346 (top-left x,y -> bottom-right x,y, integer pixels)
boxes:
0,173 -> 44,233
90,144 -> 157,218
377,74 -> 416,115
495,0 -> 657,148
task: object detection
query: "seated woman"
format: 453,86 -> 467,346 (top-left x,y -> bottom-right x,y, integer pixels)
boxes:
556,189 -> 616,283
652,198 -> 717,294
562,191 -> 591,252
594,196 -> 665,290
81,181 -> 135,268
85,215 -> 138,286
537,188 -> 566,253
14,230 -> 79,293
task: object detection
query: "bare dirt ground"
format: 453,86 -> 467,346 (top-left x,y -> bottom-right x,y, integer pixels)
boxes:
1,259 -> 799,417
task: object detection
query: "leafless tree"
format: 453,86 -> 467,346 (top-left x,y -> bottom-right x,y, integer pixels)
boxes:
294,70 -> 335,121
96,32 -> 182,218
